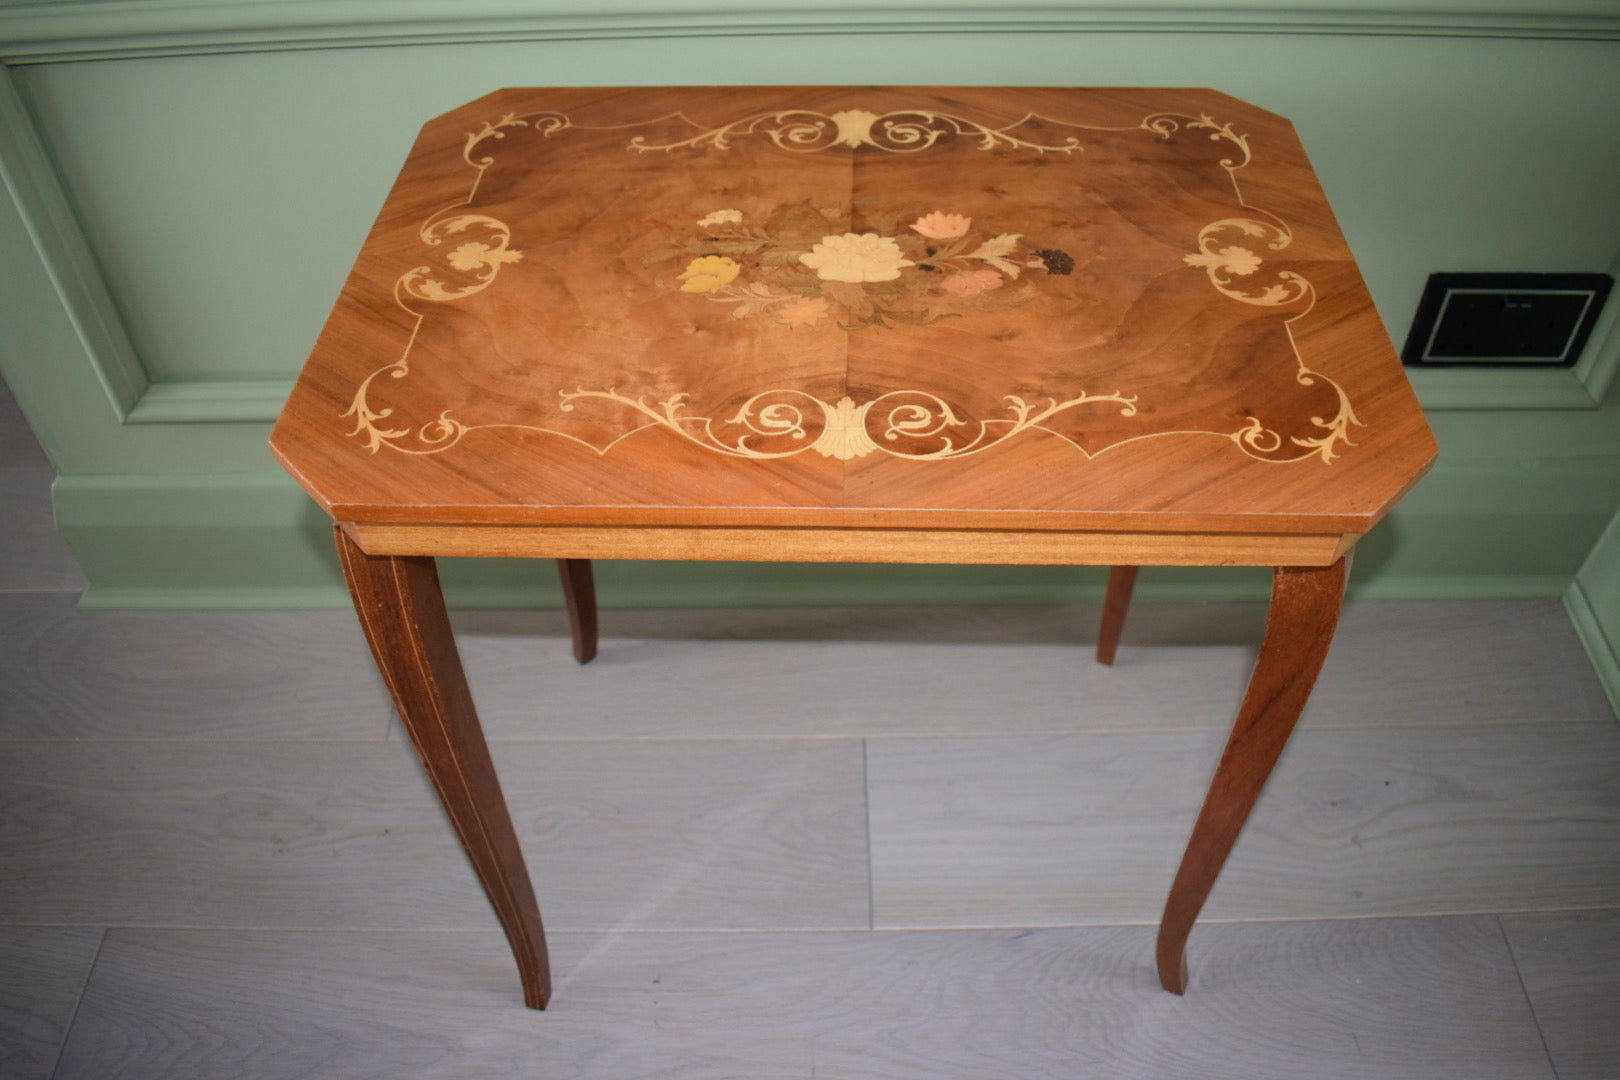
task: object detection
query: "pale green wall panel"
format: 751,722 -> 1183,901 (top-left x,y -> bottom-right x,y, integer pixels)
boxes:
14,33 -> 1620,388
3,9 -> 1618,606
5,1 -> 1618,58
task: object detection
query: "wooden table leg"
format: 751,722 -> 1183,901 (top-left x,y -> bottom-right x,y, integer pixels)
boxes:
556,558 -> 598,665
1096,565 -> 1139,666
336,526 -> 552,1009
1156,557 -> 1349,994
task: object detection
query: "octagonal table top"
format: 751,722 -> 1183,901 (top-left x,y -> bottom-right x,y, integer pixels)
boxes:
271,86 -> 1435,544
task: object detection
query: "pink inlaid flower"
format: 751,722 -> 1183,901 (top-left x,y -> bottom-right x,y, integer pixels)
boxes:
939,269 -> 1005,297
910,212 -> 972,240
775,296 -> 832,328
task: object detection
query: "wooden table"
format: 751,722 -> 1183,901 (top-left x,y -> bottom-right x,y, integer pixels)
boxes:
270,86 -> 1436,1009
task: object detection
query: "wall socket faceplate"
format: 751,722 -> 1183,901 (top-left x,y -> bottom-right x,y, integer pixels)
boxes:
1402,272 -> 1612,367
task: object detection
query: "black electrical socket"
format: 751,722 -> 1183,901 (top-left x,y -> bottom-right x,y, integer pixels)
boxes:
1402,272 -> 1612,367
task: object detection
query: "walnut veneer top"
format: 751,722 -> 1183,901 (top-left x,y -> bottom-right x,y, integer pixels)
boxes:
271,86 -> 1435,538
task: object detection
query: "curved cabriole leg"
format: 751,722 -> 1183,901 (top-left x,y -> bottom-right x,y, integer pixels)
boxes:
1156,557 -> 1349,994
336,526 -> 552,1010
1096,565 -> 1139,666
556,558 -> 598,665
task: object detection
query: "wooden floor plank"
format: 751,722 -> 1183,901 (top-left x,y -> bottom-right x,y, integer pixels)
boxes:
1500,909 -> 1620,1080
1304,599 -> 1614,726
458,632 -> 1256,740
54,919 -> 1552,1080
0,738 -> 869,932
0,594 -> 392,741
0,597 -> 1613,1072
868,724 -> 1620,927
0,927 -> 104,1080
450,598 -> 1612,743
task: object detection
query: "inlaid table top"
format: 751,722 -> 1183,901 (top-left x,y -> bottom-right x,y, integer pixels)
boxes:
271,86 -> 1435,553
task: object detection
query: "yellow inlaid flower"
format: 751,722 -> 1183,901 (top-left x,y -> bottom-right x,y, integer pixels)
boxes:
678,255 -> 742,293
800,233 -> 914,283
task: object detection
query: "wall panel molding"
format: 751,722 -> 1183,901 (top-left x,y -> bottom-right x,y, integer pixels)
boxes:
3,1 -> 1619,61
1570,506 -> 1620,716
0,63 -> 147,420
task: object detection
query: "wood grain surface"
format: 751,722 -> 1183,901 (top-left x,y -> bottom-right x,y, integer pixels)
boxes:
1159,558 -> 1347,990
0,593 -> 390,740
443,598 -> 1614,740
0,927 -> 104,1080
336,529 -> 551,1006
866,723 -> 1620,928
1500,911 -> 1620,1080
54,920 -> 1553,1080
0,738 -> 871,933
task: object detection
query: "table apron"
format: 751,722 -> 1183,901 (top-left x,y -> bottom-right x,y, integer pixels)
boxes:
342,522 -> 1359,567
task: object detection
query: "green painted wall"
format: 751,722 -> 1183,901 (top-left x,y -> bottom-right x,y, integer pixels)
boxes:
2,4 -> 1618,629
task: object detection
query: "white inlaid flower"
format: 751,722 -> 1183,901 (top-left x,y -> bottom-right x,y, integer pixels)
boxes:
799,232 -> 915,283
697,209 -> 744,229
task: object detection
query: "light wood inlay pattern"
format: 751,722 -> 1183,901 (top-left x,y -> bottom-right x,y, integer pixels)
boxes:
268,87 -> 1436,1006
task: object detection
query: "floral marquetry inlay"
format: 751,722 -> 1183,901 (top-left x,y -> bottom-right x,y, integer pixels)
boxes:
400,214 -> 522,301
648,202 -> 1074,330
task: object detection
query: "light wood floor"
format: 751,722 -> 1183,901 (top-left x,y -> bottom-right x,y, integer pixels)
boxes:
3,382 -> 1619,1079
